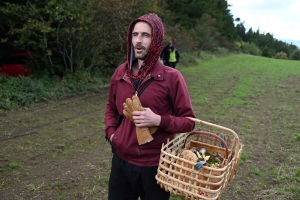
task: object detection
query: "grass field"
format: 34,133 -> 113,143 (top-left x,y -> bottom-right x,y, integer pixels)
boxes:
0,54 -> 300,200
175,54 -> 300,199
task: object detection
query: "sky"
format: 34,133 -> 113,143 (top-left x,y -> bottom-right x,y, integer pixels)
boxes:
227,0 -> 300,42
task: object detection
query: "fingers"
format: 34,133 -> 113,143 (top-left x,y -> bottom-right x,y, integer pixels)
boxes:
132,95 -> 142,111
123,108 -> 133,122
123,98 -> 134,122
126,98 -> 134,112
123,102 -> 133,115
123,96 -> 151,125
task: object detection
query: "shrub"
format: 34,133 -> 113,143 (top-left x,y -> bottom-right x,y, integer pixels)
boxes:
241,42 -> 261,56
273,51 -> 288,59
178,52 -> 199,67
0,69 -> 107,110
290,49 -> 300,60
215,47 -> 229,56
234,41 -> 242,52
197,51 -> 215,60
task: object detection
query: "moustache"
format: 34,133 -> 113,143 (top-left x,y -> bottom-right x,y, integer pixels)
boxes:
134,44 -> 145,49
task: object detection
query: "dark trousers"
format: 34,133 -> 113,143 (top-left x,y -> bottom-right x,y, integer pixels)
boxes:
168,62 -> 177,68
108,152 -> 170,200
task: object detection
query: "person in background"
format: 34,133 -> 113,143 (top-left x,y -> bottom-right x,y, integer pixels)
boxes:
104,13 -> 195,200
168,46 -> 180,68
160,42 -> 172,66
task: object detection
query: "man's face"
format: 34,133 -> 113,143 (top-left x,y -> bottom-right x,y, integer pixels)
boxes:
132,22 -> 152,60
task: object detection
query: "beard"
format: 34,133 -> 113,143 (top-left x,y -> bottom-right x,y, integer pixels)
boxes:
134,44 -> 149,60
135,52 -> 147,60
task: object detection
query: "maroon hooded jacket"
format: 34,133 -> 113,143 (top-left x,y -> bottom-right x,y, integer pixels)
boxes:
104,13 -> 195,167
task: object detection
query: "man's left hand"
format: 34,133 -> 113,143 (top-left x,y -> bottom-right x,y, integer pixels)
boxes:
132,108 -> 161,127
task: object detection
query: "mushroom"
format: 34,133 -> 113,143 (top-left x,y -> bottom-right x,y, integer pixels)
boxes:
200,148 -> 210,161
179,149 -> 198,162
196,151 -> 202,159
212,154 -> 222,164
190,147 -> 197,153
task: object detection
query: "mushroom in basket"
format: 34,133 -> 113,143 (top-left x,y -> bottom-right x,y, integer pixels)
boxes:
179,149 -> 198,162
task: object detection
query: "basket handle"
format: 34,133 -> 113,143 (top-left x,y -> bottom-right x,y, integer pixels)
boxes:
182,130 -> 229,159
186,117 -> 239,140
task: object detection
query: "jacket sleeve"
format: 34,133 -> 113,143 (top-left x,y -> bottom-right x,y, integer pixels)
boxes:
176,50 -> 180,62
159,70 -> 195,133
160,47 -> 166,59
104,71 -> 119,141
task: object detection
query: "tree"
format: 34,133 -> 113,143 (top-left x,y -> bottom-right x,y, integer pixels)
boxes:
1,0 -> 95,75
191,14 -> 220,51
290,49 -> 300,60
235,21 -> 247,42
0,0 -> 165,77
165,0 -> 236,43
246,28 -> 254,43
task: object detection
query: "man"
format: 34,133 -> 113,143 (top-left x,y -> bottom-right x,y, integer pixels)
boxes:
168,46 -> 180,68
160,42 -> 172,66
105,13 -> 195,200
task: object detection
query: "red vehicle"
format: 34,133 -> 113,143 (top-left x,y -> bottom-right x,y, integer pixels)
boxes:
0,52 -> 36,77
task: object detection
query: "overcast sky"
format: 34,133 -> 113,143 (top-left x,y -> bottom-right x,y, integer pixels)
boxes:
227,0 -> 300,42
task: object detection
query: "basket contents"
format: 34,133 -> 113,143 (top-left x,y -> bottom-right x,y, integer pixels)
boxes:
179,149 -> 198,162
185,147 -> 224,170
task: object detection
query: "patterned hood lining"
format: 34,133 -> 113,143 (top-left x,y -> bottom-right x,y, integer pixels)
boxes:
126,13 -> 164,76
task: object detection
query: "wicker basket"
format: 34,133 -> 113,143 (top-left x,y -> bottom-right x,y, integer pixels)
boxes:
155,118 -> 243,200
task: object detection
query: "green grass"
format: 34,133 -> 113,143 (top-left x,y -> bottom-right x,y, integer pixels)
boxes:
1,53 -> 300,200
176,53 -> 300,199
8,161 -> 19,170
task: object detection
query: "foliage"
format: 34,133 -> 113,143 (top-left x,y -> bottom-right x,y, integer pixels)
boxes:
163,24 -> 195,53
0,0 -> 164,77
273,51 -> 288,60
234,41 -> 242,51
197,50 -> 215,60
235,20 -> 247,42
190,14 -> 220,51
165,0 -> 236,42
241,42 -> 261,56
234,20 -> 299,59
290,49 -> 300,60
177,52 -> 199,67
1,0 -> 95,75
0,70 -> 107,110
215,47 -> 229,56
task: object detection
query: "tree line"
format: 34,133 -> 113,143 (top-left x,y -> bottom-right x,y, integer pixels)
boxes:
234,19 -> 300,60
1,0 -> 299,78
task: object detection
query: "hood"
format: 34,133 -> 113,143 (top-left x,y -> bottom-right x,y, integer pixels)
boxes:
126,13 -> 164,70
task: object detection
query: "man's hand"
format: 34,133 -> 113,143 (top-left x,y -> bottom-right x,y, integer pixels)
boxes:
122,95 -> 159,144
132,107 -> 161,127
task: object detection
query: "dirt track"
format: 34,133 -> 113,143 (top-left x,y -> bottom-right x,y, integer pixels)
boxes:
0,88 -> 112,200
